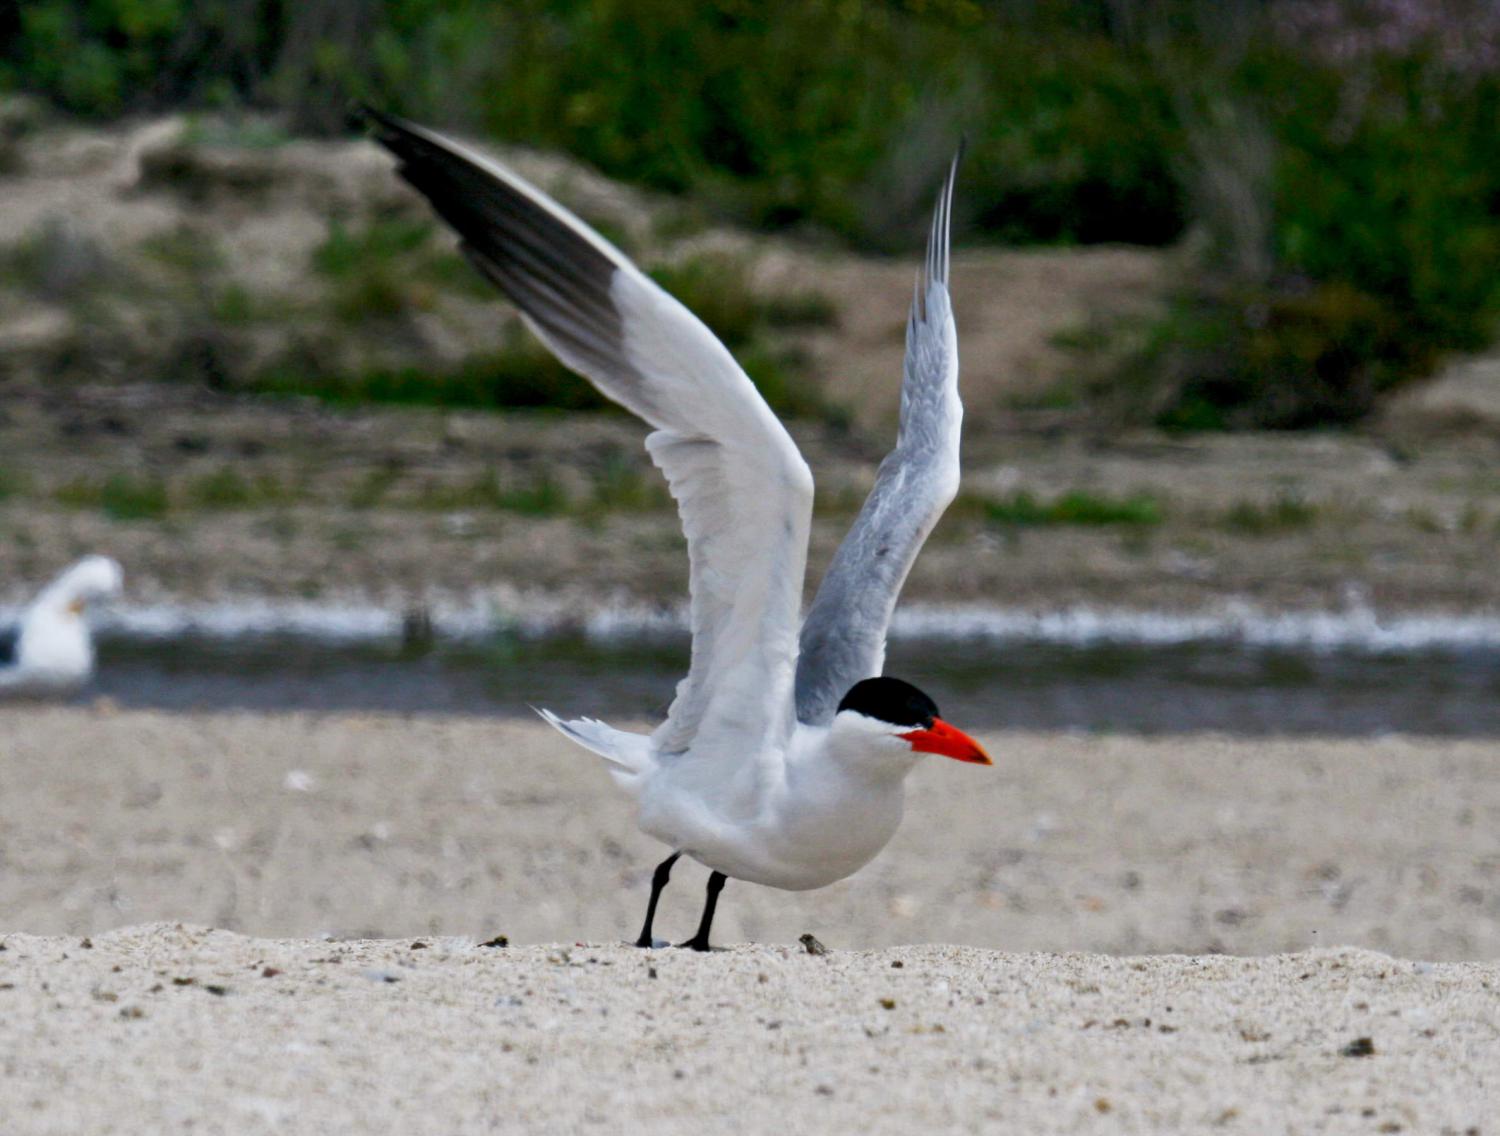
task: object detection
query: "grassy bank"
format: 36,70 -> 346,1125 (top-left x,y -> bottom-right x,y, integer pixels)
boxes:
6,2 -> 1500,428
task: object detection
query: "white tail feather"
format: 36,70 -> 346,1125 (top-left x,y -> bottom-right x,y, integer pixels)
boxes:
534,708 -> 653,786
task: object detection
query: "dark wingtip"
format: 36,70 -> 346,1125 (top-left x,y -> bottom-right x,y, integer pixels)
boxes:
348,102 -> 379,133
350,104 -> 418,149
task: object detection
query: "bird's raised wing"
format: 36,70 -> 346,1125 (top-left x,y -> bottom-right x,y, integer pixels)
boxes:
794,148 -> 964,725
362,110 -> 813,757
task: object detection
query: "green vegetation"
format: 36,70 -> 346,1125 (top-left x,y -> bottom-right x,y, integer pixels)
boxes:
348,466 -> 403,510
54,473 -> 171,521
647,253 -> 840,423
1,3 -> 1184,247
38,462 -> 646,522
311,217 -> 493,321
1,220 -> 113,301
1216,494 -> 1318,535
249,342 -> 614,414
649,254 -> 762,348
0,466 -> 24,502
650,252 -> 837,339
51,468 -> 287,519
760,289 -> 840,331
1087,15 -> 1500,429
134,230 -> 290,328
186,467 -> 293,509
186,466 -> 255,509
139,227 -> 225,277
7,3 -> 1500,428
962,489 -> 1164,528
207,283 -> 264,325
409,469 -> 569,515
244,342 -> 838,423
179,115 -> 292,150
586,454 -> 670,514
1405,506 -> 1445,535
237,244 -> 842,422
492,475 -> 569,517
313,219 -> 435,279
414,464 -> 663,518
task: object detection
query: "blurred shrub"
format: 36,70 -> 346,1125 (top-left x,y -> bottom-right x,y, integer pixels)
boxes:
648,252 -> 843,422
313,217 -> 433,279
0,0 -> 500,133
648,253 -> 762,349
486,474 -> 570,516
475,1 -> 1184,249
412,469 -> 579,515
0,1 -> 1185,248
0,466 -> 25,501
2,217 -> 115,301
186,467 -> 292,510
959,488 -> 1164,527
586,453 -> 670,513
312,216 -> 439,321
7,1 -> 1500,428
285,237 -> 843,419
246,332 -> 839,424
1218,492 -> 1318,534
250,339 -> 614,413
55,473 -> 171,520
1128,279 -> 1423,430
1127,3 -> 1500,429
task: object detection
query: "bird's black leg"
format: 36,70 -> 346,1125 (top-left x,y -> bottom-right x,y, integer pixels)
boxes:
677,871 -> 727,952
634,851 -> 681,948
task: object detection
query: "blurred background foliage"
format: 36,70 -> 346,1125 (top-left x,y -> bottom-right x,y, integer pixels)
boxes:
2,0 -> 1499,429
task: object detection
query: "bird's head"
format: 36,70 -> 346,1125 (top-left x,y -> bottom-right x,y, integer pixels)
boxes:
43,555 -> 125,618
832,676 -> 991,767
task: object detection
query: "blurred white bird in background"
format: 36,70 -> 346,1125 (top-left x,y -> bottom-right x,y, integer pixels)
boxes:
0,555 -> 124,698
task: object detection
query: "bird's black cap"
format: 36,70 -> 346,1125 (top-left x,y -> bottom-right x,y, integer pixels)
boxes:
836,677 -> 939,729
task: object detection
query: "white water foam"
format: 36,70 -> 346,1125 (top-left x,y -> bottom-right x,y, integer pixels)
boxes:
6,593 -> 1500,654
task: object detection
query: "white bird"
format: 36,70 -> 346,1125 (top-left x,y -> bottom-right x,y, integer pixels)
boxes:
0,555 -> 124,698
364,110 -> 988,950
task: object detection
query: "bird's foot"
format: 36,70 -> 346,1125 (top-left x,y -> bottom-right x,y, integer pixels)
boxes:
632,936 -> 670,949
674,935 -> 713,952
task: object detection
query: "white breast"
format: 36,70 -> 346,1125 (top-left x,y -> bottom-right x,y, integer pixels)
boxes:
3,609 -> 93,693
635,722 -> 911,891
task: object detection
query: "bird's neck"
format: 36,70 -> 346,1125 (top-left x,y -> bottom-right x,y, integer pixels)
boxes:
819,723 -> 923,785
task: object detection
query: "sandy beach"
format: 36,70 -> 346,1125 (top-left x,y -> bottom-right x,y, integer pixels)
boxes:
4,709 -> 1499,957
2,708 -> 1498,1131
2,927 -> 1494,1134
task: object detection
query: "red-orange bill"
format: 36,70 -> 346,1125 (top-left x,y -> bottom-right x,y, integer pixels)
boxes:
899,718 -> 992,765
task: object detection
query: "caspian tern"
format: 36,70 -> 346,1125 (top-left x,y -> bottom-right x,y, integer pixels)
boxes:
0,555 -> 123,698
363,110 -> 989,950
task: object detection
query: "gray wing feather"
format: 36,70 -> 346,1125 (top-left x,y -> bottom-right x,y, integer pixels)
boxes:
795,147 -> 964,725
